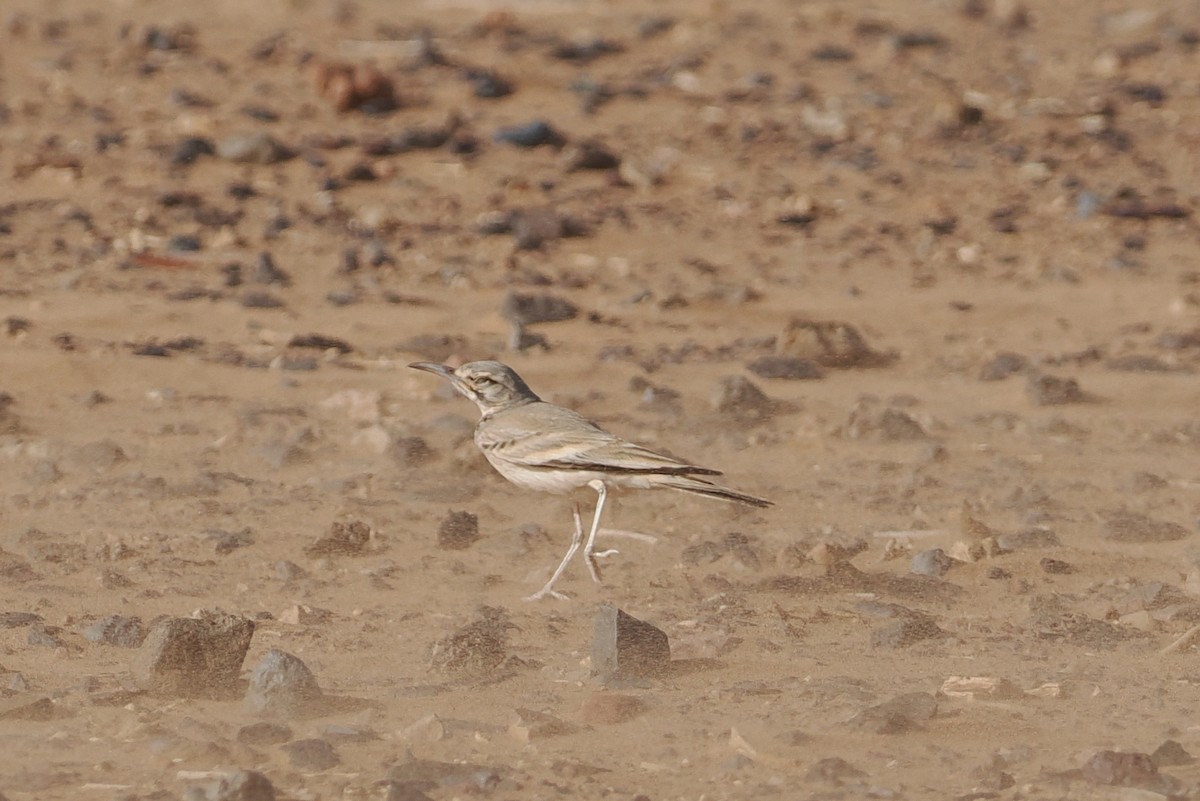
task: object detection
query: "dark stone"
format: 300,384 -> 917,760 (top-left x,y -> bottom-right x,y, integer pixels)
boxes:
244,649 -> 322,718
237,721 -> 293,746
1026,373 -> 1086,405
493,120 -> 567,149
909,548 -> 955,577
501,291 -> 579,325
437,510 -> 479,550
170,136 -> 215,165
979,351 -> 1028,381
430,608 -> 510,675
251,252 -> 290,286
746,355 -> 824,380
870,615 -> 944,649
592,604 -> 671,680
133,611 -> 255,698
849,692 -> 937,733
1102,510 -> 1190,543
304,519 -> 372,557
711,375 -> 773,423
1151,739 -> 1195,767
287,333 -> 353,353
206,769 -> 276,801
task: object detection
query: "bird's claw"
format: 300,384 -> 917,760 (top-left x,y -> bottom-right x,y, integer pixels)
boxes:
524,587 -> 571,602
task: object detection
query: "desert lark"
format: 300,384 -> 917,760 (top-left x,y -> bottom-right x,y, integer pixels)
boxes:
410,360 -> 772,600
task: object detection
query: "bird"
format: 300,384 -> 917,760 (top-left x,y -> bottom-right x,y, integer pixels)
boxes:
409,360 -> 772,600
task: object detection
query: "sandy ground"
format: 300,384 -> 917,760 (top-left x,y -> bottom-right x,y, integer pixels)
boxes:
3,0 -> 1200,798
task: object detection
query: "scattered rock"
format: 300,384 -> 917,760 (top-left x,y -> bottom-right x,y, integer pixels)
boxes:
778,318 -> 894,368
563,139 -> 620,171
1026,373 -> 1087,405
746,355 -> 824,380
196,769 -> 277,801
386,757 -> 500,794
995,527 -> 1060,551
1102,510 -> 1190,543
808,756 -> 865,783
494,120 -> 567,148
463,67 -> 513,98
578,692 -> 648,724
910,548 -> 956,577
245,649 -> 322,718
1081,750 -> 1174,793
133,611 -> 255,698
1151,739 -> 1195,767
73,438 -> 128,471
979,351 -> 1028,381
237,721 -> 293,746
870,613 -> 945,649
281,738 -> 340,771
849,692 -> 937,733
314,61 -> 398,113
711,375 -> 773,424
0,612 -> 43,629
841,400 -> 928,441
509,707 -> 579,741
0,694 -> 54,722
288,333 -> 353,353
82,615 -> 147,648
251,252 -> 290,286
430,607 -> 511,675
437,510 -> 479,550
304,519 -> 374,557
216,133 -> 293,165
1040,557 -> 1074,574
501,290 -> 579,325
592,604 -> 671,680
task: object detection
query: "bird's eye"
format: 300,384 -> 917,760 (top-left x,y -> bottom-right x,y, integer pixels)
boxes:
475,376 -> 495,386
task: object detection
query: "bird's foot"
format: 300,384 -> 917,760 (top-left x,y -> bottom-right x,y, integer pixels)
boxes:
597,528 -> 658,545
524,586 -> 571,602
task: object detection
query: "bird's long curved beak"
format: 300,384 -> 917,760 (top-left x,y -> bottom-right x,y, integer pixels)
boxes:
409,361 -> 466,392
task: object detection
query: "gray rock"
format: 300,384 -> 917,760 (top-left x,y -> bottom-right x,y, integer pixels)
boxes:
909,548 -> 956,577
216,133 -> 293,164
995,526 -> 1060,551
1102,510 -> 1190,543
746,355 -> 824,380
592,604 -> 671,680
281,738 -> 340,771
82,615 -> 147,648
500,291 -> 579,325
437,510 -> 479,550
245,649 -> 322,718
204,769 -> 276,801
133,611 -> 255,698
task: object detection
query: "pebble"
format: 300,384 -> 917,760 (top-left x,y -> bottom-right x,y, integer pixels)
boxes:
244,649 -> 323,718
251,252 -> 291,286
578,692 -> 647,725
0,612 -> 42,629
288,333 -> 353,353
979,351 -> 1028,381
82,614 -> 147,647
778,318 -> 894,367
170,136 -> 215,166
909,548 -> 956,577
592,604 -> 671,681
314,61 -> 398,113
1026,372 -> 1086,405
746,355 -> 823,380
1040,557 -> 1074,574
240,291 -> 285,309
995,526 -> 1059,551
236,721 -> 293,746
216,133 -> 294,165
808,756 -> 865,783
871,615 -> 945,649
563,139 -> 620,171
430,612 -> 511,676
1081,750 -> 1171,791
1102,510 -> 1190,543
711,375 -> 773,424
509,707 -> 578,742
849,692 -> 938,733
500,290 -> 579,325
493,120 -> 567,148
133,611 -> 255,697
1151,740 -> 1195,767
281,738 -> 340,770
463,67 -> 513,98
387,757 -> 500,794
197,770 -> 276,801
0,694 -> 54,722
304,519 -> 374,556
437,510 -> 479,550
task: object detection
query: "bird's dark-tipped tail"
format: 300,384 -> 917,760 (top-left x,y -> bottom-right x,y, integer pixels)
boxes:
657,475 -> 772,508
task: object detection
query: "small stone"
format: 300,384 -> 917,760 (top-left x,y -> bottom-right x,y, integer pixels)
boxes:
995,527 -> 1060,551
304,519 -> 373,556
511,208 -> 566,250
910,548 -> 956,577
240,291 -> 285,309
133,611 -> 255,698
1151,740 -> 1194,767
82,615 -> 147,647
208,527 -> 254,555
564,139 -> 620,171
251,252 -> 290,286
501,290 -> 579,325
216,132 -> 293,164
509,707 -> 579,741
170,136 -> 215,165
746,355 -> 824,380
27,623 -> 67,649
1040,557 -> 1074,574
274,560 -> 307,581
314,60 -> 398,113
980,351 -> 1028,381
778,318 -> 894,367
591,604 -> 671,680
1081,750 -> 1160,787
0,694 -> 54,722
390,436 -> 434,468
288,333 -> 353,353
278,604 -> 333,625
871,615 -> 945,649
244,649 -> 322,718
0,612 -> 42,629
464,68 -> 513,98
494,120 -> 567,148
237,721 -> 293,746
849,692 -> 938,733
281,738 -> 340,771
578,692 -> 647,724
1102,510 -> 1190,543
1026,373 -> 1086,405
437,510 -> 479,550
430,607 -> 510,675
808,756 -> 865,783
711,375 -> 773,424
204,770 -> 276,801
73,439 -> 128,471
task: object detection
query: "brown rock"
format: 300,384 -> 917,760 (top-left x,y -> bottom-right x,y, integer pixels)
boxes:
579,692 -> 648,724
133,611 -> 255,698
592,604 -> 671,680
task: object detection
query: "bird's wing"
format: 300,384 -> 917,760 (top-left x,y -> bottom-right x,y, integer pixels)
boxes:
477,403 -> 721,476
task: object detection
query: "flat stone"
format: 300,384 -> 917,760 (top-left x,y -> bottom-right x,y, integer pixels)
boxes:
592,604 -> 671,680
281,738 -> 340,771
437,510 -> 479,550
1102,510 -> 1190,543
237,721 -> 293,746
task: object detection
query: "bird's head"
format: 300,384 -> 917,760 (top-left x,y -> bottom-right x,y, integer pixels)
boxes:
409,360 -> 541,416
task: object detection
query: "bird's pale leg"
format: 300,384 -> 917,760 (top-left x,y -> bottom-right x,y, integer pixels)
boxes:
525,506 -> 585,602
583,480 -> 620,582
